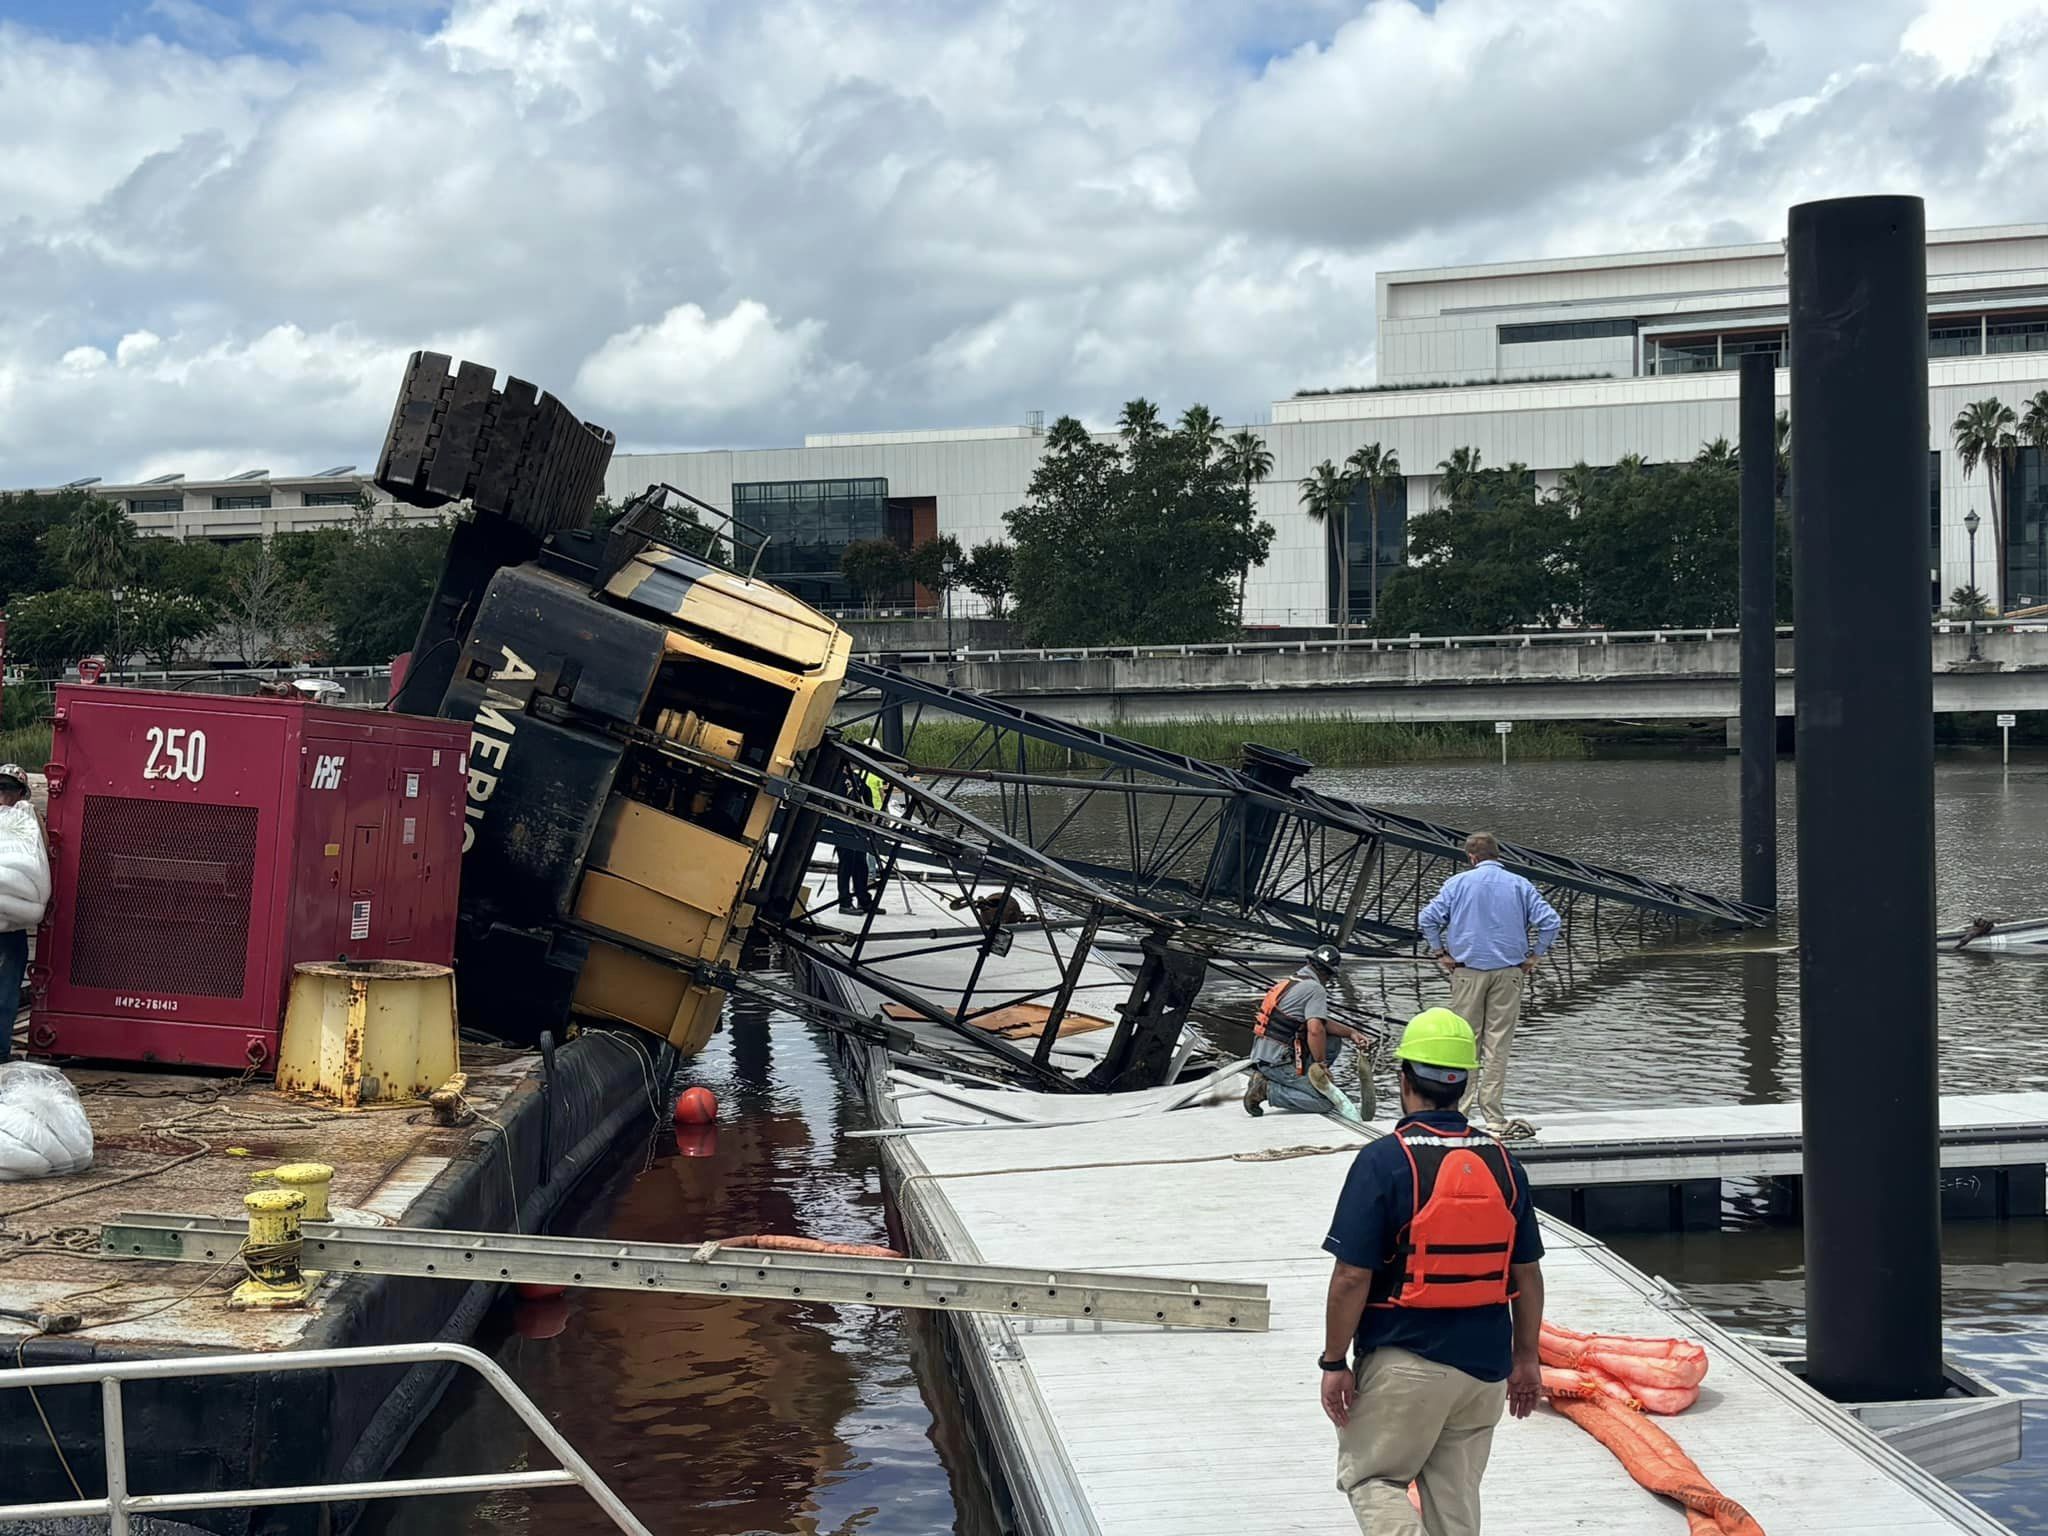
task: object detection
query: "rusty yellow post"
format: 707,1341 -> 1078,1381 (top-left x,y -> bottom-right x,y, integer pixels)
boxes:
228,1187 -> 323,1309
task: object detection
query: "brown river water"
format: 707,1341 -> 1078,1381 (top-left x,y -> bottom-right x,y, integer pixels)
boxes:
373,749 -> 2048,1534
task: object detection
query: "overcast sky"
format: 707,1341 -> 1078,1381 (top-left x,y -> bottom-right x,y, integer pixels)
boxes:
2,0 -> 2044,486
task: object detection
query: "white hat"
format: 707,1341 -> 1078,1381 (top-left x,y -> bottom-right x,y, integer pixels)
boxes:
0,764 -> 27,786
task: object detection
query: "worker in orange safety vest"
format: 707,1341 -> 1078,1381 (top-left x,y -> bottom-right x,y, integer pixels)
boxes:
1317,1009 -> 1546,1534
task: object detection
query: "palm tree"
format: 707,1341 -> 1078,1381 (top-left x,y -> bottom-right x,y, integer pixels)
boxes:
1436,446 -> 1482,509
1695,437 -> 1736,469
1221,429 -> 1275,625
1118,398 -> 1163,444
1954,397 -> 2019,605
62,496 -> 137,594
1299,459 -> 1352,631
1552,462 -> 1599,515
1179,405 -> 1224,460
1343,442 -> 1401,621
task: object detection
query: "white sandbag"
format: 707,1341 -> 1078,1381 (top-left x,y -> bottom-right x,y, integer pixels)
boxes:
0,1060 -> 93,1180
0,801 -> 49,932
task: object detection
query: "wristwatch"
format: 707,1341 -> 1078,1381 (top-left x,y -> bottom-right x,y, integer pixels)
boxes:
1318,1354 -> 1351,1372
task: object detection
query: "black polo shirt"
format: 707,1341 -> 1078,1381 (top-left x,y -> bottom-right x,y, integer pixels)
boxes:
1321,1109 -> 1544,1382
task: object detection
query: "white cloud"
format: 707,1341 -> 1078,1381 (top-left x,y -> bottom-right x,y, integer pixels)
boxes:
0,0 -> 2045,488
576,300 -> 859,416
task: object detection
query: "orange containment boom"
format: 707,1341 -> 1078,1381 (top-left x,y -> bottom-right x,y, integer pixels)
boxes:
1541,1321 -> 1764,1536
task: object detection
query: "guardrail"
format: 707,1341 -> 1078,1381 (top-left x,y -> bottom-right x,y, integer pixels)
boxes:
860,619 -> 2043,665
0,1339 -> 651,1535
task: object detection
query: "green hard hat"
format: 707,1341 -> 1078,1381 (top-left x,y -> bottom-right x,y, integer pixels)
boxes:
1395,1008 -> 1479,1073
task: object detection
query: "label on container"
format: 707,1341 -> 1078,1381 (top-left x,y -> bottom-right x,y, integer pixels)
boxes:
324,842 -> 341,858
405,772 -> 420,798
403,817 -> 416,846
350,900 -> 371,941
432,751 -> 441,767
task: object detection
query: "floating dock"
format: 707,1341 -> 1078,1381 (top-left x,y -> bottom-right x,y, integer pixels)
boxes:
0,1032 -> 660,1531
799,880 -> 2020,1535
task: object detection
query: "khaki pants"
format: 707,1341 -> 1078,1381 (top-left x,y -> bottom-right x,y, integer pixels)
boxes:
1447,966 -> 1522,1128
1335,1346 -> 1505,1534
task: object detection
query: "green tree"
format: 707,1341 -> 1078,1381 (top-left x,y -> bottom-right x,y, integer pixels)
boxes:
56,496 -> 136,594
962,540 -> 1015,619
215,540 -> 321,665
1178,404 -> 1224,460
7,588 -> 114,674
133,536 -> 229,606
1574,458 -> 1742,629
1343,442 -> 1402,623
1118,398 -> 1164,445
840,538 -> 907,615
1219,428 -> 1274,624
1298,460 -> 1352,629
0,490 -> 93,601
124,589 -> 216,668
1436,446 -> 1483,509
1950,584 -> 1991,620
323,510 -> 450,664
1007,409 -> 1273,645
906,534 -> 966,600
1375,463 -> 1574,637
1954,397 -> 2019,607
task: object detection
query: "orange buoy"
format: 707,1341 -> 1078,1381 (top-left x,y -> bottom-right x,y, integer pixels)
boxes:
673,1085 -> 719,1125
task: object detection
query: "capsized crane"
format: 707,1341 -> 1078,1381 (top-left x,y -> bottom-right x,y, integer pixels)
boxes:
375,354 -> 1765,1087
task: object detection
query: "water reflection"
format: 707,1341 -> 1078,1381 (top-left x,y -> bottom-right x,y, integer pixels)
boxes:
373,992 -> 1000,1536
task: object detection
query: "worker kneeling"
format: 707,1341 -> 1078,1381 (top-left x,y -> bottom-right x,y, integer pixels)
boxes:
1245,944 -> 1370,1116
1319,1009 -> 1546,1535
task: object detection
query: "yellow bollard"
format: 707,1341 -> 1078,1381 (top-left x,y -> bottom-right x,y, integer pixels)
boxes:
228,1187 -> 324,1309
253,1163 -> 336,1221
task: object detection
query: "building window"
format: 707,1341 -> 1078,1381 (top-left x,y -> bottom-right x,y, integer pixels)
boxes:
2009,447 -> 2048,610
732,477 -> 893,610
1721,333 -> 1785,369
1928,320 -> 1981,358
1988,317 -> 2048,355
302,490 -> 360,507
1334,478 -> 1408,624
1498,318 -> 1637,346
128,497 -> 182,515
1651,337 -> 1720,374
1930,450 -> 1942,611
212,494 -> 271,511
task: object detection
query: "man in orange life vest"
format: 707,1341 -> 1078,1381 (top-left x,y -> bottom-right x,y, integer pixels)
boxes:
1244,944 -> 1371,1115
1319,1009 -> 1545,1535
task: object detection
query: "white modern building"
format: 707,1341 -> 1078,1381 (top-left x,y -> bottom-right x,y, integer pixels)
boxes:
16,467 -> 416,542
608,223 -> 2048,620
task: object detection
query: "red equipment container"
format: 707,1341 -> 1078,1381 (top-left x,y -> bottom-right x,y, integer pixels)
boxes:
31,686 -> 472,1071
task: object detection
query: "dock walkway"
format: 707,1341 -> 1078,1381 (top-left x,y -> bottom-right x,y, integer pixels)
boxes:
878,1083 -> 2011,1535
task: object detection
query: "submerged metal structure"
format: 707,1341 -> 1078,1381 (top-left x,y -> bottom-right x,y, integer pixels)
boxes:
832,663 -> 1771,961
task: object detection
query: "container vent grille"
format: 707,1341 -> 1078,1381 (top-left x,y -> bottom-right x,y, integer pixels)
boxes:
66,796 -> 260,999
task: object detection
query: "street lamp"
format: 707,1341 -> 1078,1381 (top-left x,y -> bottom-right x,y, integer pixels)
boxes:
1965,509 -> 1983,660
942,554 -> 960,657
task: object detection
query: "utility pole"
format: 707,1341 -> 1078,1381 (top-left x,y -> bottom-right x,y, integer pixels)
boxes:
1738,352 -> 1778,913
1789,194 -> 1944,1403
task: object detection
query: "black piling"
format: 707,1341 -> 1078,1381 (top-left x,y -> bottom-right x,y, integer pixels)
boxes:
1739,351 -> 1779,913
1789,194 -> 1944,1402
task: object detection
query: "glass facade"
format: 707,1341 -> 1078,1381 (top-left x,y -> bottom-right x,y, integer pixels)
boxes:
212,494 -> 270,510
302,490 -> 359,507
733,477 -> 900,610
127,497 -> 182,515
1929,321 -> 1982,358
1329,478 -> 1408,622
1649,337 -> 1720,374
1989,317 -> 2048,355
1498,318 -> 1636,346
1721,332 -> 1785,369
2008,447 -> 2048,610
1929,450 -> 1942,610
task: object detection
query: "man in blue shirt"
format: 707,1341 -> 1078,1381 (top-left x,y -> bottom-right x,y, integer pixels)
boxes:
1320,1009 -> 1545,1534
1417,831 -> 1560,1140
